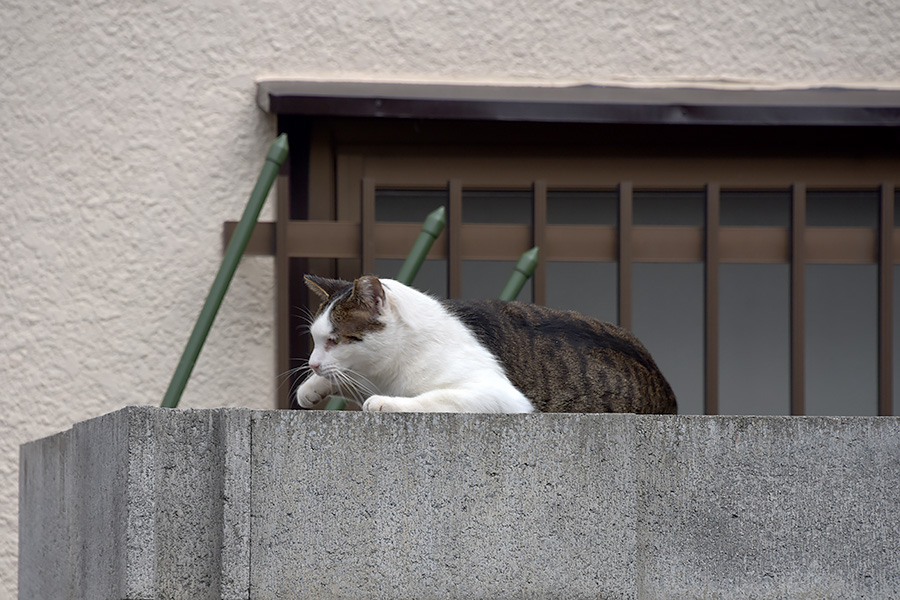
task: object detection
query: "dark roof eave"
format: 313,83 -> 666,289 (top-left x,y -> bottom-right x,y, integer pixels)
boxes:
257,80 -> 900,127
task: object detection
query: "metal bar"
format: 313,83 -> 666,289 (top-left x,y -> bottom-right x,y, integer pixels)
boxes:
791,183 -> 806,415
459,224 -> 532,259
448,179 -> 463,298
618,181 -> 633,330
228,222 -> 888,264
543,225 -> 617,261
395,206 -> 447,285
361,178 -> 376,274
880,182 -> 895,416
633,226 -> 705,262
499,247 -> 540,301
275,167 -> 292,410
161,134 -> 289,409
336,154 -> 364,280
705,183 -> 720,415
359,150 -> 900,190
532,180 -> 547,305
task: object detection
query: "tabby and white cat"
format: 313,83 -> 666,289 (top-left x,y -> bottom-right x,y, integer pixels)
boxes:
295,275 -> 677,414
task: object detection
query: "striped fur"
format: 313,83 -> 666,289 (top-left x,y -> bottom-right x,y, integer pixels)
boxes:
444,300 -> 677,414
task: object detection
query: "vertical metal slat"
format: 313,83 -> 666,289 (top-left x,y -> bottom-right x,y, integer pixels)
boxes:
335,154 -> 364,281
879,182 -> 894,416
275,162 -> 293,409
705,183 -> 720,415
618,181 -> 633,330
361,178 -> 376,275
448,179 -> 463,299
791,183 -> 806,415
532,180 -> 548,305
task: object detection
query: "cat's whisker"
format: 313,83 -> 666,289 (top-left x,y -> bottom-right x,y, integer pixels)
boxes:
276,362 -> 318,402
293,304 -> 315,321
341,368 -> 379,398
332,374 -> 359,407
331,370 -> 358,402
277,364 -> 308,381
293,306 -> 317,334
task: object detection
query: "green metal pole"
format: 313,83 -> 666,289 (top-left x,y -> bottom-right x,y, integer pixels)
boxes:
395,206 -> 447,285
499,246 -> 540,301
161,134 -> 289,408
324,396 -> 347,410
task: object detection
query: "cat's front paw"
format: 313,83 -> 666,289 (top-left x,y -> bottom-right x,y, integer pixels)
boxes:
363,395 -> 404,412
295,375 -> 334,409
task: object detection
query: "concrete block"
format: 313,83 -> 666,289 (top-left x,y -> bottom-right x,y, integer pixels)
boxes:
19,408 -> 900,599
19,406 -> 251,600
19,409 -> 131,599
634,416 -> 900,599
250,412 -> 638,599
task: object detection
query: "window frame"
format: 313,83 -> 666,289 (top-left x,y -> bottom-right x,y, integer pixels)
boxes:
244,84 -> 900,413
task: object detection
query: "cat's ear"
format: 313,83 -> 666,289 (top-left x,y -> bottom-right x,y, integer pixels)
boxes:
351,276 -> 385,313
304,275 -> 350,301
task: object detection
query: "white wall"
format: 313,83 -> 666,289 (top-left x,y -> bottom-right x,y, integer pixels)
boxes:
2,0 -> 898,595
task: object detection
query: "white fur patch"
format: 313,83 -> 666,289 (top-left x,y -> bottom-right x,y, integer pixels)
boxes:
295,278 -> 534,413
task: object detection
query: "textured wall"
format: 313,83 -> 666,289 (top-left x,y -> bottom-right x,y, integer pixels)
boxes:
3,0 -> 900,595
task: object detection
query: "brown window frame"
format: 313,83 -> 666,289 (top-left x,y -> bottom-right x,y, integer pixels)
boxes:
238,83 -> 900,413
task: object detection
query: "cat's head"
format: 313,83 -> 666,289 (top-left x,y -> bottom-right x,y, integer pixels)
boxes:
303,275 -> 387,378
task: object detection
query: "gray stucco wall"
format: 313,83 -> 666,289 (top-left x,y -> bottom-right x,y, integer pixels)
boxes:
19,407 -> 900,599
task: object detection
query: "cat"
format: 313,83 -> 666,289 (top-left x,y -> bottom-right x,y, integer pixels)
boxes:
294,274 -> 677,414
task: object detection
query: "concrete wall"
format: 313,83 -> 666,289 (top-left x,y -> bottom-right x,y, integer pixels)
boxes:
4,0 -> 900,595
19,408 -> 900,599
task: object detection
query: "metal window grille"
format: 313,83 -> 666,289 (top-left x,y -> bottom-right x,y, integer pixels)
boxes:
228,121 -> 898,415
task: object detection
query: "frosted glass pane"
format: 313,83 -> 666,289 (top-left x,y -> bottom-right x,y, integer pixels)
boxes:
719,264 -> 790,415
806,190 -> 878,227
633,191 -> 705,226
461,260 -> 533,302
805,265 -> 877,415
375,190 -> 448,297
545,262 -> 617,323
632,263 -> 704,415
375,259 -> 447,298
463,190 -> 532,224
376,190 -> 446,222
547,190 -> 617,225
720,191 -> 790,227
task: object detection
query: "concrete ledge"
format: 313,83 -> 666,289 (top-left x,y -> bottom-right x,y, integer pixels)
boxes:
19,408 -> 900,599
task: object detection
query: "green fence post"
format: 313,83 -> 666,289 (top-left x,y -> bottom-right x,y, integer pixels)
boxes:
324,396 -> 347,410
395,206 -> 447,285
161,134 -> 289,408
499,246 -> 540,301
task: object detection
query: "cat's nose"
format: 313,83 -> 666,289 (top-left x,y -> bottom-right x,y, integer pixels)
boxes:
309,360 -> 321,374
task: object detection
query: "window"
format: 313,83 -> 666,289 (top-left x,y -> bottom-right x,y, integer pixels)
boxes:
244,82 -> 900,414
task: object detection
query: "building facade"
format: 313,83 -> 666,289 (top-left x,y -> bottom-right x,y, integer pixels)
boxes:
4,0 -> 900,595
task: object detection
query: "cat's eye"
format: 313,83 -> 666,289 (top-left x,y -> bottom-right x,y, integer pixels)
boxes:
344,335 -> 363,343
